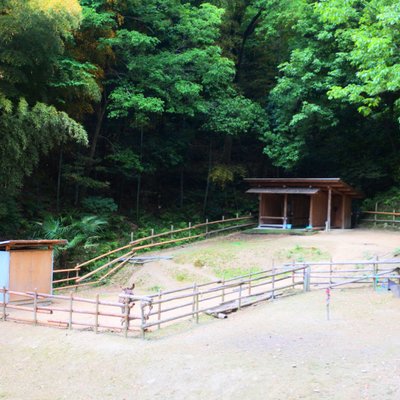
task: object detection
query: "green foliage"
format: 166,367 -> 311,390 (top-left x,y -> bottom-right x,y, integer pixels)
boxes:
37,214 -> 107,266
0,99 -> 87,194
362,187 -> 400,211
209,164 -> 246,188
81,196 -> 118,215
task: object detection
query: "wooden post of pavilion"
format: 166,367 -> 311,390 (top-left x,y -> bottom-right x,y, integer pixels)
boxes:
283,194 -> 288,228
326,187 -> 332,231
341,195 -> 346,229
308,195 -> 313,228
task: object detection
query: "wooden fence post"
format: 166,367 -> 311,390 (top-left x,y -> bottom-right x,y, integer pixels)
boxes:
271,262 -> 276,300
189,222 -> 192,238
238,282 -> 243,310
192,283 -> 197,317
2,287 -> 6,321
33,289 -> 38,325
157,290 -> 162,329
69,292 -> 73,330
94,294 -> 99,334
205,218 -> 209,236
393,210 -> 396,228
170,225 -> 174,239
292,259 -> 296,289
374,202 -> 378,227
151,229 -> 154,244
329,257 -> 333,285
140,301 -> 146,339
248,273 -> 252,296
124,301 -> 129,338
195,290 -> 199,324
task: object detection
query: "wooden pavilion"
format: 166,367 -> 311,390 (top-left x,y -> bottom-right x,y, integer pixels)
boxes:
245,178 -> 363,230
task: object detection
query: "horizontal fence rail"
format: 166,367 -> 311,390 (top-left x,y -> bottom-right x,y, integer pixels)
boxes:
360,208 -> 400,227
3,259 -> 400,338
52,214 -> 256,290
2,264 -> 307,338
0,287 -> 152,337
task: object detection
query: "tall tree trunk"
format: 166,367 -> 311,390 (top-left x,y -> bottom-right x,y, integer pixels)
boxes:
222,135 -> 233,164
56,145 -> 63,213
136,126 -> 144,221
179,166 -> 184,208
203,138 -> 213,215
86,92 -> 108,177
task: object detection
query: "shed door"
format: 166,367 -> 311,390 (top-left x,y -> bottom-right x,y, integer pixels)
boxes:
9,250 -> 52,301
0,251 -> 10,302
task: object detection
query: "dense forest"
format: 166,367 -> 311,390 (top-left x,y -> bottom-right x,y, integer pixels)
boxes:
1,0 -> 400,246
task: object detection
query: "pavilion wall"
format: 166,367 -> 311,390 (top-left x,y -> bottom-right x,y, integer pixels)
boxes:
311,191 -> 328,228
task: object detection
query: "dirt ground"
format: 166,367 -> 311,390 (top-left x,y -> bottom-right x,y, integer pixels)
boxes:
1,229 -> 400,399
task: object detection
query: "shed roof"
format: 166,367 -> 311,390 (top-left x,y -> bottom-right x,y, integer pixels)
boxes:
244,178 -> 363,198
246,188 -> 319,195
0,240 -> 67,250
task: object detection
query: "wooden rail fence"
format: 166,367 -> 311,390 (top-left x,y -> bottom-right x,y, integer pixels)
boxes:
2,264 -> 307,338
361,207 -> 400,227
52,214 -> 256,290
2,259 -> 400,338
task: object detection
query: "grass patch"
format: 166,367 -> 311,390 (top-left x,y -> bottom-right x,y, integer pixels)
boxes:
175,248 -> 237,268
212,266 -> 262,280
147,285 -> 164,292
277,245 -> 329,262
170,269 -> 206,284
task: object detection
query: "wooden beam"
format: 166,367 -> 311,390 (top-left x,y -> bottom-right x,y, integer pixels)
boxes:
259,194 -> 262,226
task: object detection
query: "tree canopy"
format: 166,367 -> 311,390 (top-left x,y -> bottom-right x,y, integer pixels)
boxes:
1,0 -> 400,237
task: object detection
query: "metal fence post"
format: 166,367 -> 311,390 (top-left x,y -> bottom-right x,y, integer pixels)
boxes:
303,266 -> 311,292
373,256 -> 378,290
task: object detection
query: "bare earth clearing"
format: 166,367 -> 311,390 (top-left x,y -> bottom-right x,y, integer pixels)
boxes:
1,229 -> 400,399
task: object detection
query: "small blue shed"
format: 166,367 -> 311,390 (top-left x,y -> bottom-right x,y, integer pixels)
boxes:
0,240 -> 66,302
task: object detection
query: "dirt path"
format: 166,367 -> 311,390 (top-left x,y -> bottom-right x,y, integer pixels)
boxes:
1,288 -> 399,399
